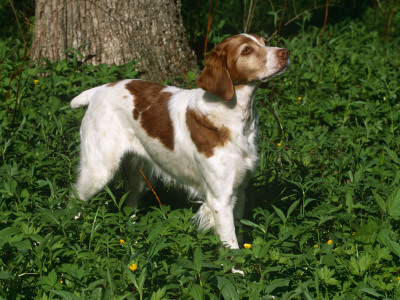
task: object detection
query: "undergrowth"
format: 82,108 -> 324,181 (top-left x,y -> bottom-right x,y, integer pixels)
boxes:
1,10 -> 400,300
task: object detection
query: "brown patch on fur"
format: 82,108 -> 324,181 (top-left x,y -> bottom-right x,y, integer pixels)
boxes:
107,80 -> 122,87
186,108 -> 230,158
125,80 -> 174,151
196,48 -> 234,102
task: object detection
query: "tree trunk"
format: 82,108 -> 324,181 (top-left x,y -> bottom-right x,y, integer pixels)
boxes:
32,0 -> 197,83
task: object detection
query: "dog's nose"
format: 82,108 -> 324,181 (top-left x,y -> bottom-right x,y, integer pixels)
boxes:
278,49 -> 289,60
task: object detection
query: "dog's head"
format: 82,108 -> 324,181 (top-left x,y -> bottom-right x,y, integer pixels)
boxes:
196,34 -> 290,101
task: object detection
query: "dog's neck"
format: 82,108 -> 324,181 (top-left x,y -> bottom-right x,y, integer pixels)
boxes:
233,82 -> 260,111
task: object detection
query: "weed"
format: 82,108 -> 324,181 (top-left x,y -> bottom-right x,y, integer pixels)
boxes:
1,7 -> 400,299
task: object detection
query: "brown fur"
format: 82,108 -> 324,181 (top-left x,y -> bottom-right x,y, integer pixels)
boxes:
196,34 -> 268,101
224,35 -> 267,84
107,80 -> 122,87
195,48 -> 234,102
125,80 -> 174,150
185,108 -> 230,158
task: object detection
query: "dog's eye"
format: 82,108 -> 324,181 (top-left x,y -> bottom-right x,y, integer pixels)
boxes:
241,47 -> 253,56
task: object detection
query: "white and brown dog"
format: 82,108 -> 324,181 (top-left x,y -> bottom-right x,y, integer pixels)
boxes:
71,34 -> 289,255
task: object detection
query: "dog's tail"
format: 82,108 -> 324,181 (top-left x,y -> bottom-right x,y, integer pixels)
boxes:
70,86 -> 103,109
192,203 -> 215,232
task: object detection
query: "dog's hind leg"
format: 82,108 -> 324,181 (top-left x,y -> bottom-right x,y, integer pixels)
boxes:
120,155 -> 148,211
73,115 -> 130,201
74,150 -> 122,201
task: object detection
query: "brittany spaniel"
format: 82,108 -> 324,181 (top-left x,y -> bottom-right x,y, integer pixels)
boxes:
71,33 -> 289,256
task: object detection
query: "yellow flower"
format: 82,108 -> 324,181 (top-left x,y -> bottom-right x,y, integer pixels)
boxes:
244,243 -> 252,249
327,240 -> 333,245
120,239 -> 125,245
277,143 -> 281,147
313,244 -> 319,248
397,276 -> 400,283
33,79 -> 39,84
297,96 -> 302,100
129,263 -> 137,271
59,278 -> 63,284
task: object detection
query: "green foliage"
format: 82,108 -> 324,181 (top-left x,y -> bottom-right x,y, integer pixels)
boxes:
1,6 -> 400,299
182,0 -> 400,59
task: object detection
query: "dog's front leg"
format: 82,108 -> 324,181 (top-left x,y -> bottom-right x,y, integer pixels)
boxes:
207,195 -> 244,275
209,199 -> 239,249
234,189 -> 246,247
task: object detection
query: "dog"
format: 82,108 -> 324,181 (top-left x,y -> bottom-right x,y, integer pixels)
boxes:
71,33 -> 289,260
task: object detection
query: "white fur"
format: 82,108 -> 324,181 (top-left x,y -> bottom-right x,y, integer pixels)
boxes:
71,34 -> 289,256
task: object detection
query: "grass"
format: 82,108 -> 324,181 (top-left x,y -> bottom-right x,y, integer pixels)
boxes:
1,11 -> 400,299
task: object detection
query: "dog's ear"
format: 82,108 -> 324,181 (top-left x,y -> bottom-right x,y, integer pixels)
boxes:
196,49 -> 234,102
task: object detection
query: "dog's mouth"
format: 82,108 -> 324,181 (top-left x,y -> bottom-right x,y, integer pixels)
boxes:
261,60 -> 290,82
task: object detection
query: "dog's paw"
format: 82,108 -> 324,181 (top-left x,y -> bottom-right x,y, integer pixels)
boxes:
129,213 -> 137,224
231,267 -> 244,275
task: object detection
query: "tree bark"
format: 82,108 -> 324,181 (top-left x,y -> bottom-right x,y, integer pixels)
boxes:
32,0 -> 197,83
